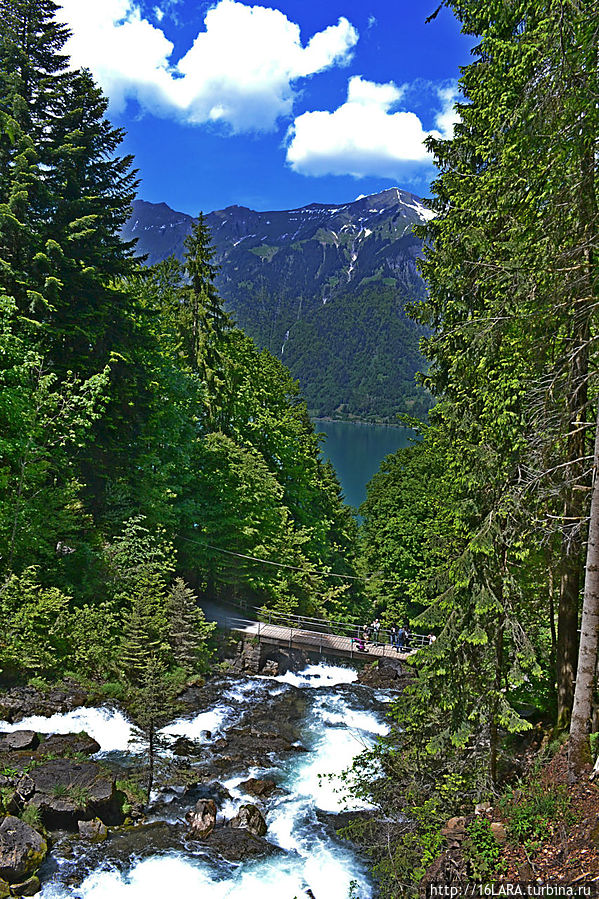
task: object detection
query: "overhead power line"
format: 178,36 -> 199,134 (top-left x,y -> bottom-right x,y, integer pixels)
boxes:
176,533 -> 399,584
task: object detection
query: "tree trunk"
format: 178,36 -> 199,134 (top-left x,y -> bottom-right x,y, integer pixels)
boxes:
568,406 -> 599,781
556,553 -> 581,729
556,300 -> 589,729
147,722 -> 155,805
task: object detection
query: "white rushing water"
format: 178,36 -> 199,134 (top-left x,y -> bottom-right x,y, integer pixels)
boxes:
23,663 -> 384,899
275,663 -> 358,689
0,707 -> 135,754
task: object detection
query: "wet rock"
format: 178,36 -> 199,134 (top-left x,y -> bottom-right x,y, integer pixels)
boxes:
357,658 -> 410,689
0,734 -> 39,754
186,799 -> 217,839
230,803 -> 267,837
90,822 -> 185,860
9,875 -> 40,896
78,818 -> 108,842
171,737 -> 203,758
239,778 -> 277,798
0,816 -> 47,884
0,683 -> 87,724
38,733 -> 100,757
203,826 -> 280,862
28,759 -> 124,829
316,809 -> 376,835
229,640 -> 308,676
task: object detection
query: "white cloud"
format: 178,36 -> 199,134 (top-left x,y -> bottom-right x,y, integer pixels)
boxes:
286,76 -> 458,179
435,86 -> 460,137
56,0 -> 358,133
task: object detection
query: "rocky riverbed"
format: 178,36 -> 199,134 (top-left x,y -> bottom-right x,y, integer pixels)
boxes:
0,655 -> 408,898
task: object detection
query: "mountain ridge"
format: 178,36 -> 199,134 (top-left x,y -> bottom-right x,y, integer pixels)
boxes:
122,187 -> 433,422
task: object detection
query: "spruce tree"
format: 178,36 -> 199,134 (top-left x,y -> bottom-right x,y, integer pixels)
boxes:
119,574 -> 169,684
167,578 -> 213,674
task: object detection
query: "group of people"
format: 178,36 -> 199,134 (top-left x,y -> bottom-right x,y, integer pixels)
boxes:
353,619 -> 436,653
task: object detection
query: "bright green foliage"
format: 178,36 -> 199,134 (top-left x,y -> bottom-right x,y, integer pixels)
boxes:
119,576 -> 170,684
167,578 -> 214,674
463,818 -> 505,881
499,778 -> 574,850
0,568 -> 71,679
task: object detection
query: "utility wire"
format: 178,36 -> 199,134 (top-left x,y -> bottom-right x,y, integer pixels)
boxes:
176,533 -> 399,584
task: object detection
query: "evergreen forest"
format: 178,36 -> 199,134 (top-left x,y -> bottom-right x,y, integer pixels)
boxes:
1,0 -> 599,895
0,0 -> 361,690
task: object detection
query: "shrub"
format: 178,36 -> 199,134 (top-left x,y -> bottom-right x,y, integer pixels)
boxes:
464,817 -> 505,880
500,779 -> 574,847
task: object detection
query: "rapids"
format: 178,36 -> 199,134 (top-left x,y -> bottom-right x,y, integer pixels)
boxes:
4,663 -> 392,898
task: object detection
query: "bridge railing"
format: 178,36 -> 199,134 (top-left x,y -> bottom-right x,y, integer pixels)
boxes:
258,608 -> 431,649
223,613 -> 432,657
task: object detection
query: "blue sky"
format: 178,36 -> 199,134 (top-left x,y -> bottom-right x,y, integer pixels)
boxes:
56,0 -> 474,215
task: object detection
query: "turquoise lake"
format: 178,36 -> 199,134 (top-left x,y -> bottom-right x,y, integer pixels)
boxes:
315,419 -> 414,510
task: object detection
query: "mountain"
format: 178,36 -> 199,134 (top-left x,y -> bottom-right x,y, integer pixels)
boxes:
122,188 -> 433,422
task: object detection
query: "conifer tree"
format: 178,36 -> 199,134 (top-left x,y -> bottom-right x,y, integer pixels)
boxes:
129,654 -> 176,805
167,577 -> 214,674
181,216 -> 230,429
119,575 -> 169,684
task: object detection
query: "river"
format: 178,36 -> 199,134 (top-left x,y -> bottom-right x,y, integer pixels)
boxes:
0,663 -> 392,898
315,420 -> 414,509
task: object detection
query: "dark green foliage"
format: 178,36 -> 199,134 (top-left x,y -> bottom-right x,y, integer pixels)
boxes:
0,0 -> 362,684
499,779 -> 574,849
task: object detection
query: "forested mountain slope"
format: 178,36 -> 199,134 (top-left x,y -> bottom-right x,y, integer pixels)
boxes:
122,189 -> 433,421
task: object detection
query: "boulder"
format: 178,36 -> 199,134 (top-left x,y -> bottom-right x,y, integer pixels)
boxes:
474,802 -> 492,815
0,734 -> 39,754
186,799 -> 217,839
0,683 -> 87,724
14,778 -> 34,804
203,826 -> 279,862
29,758 -> 124,829
239,778 -> 277,798
441,816 -> 467,846
357,658 -> 411,689
78,818 -> 108,842
0,817 -> 47,884
38,733 -> 100,757
260,660 -> 279,677
230,803 -> 267,838
9,875 -> 40,897
490,822 -> 507,844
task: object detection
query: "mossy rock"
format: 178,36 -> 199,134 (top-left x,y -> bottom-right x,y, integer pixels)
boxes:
0,817 -> 47,884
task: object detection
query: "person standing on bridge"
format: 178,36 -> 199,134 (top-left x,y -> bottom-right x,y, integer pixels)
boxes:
372,618 -> 380,645
397,626 -> 406,653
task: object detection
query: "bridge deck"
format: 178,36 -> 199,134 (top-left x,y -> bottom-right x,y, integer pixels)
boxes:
224,616 -> 417,662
